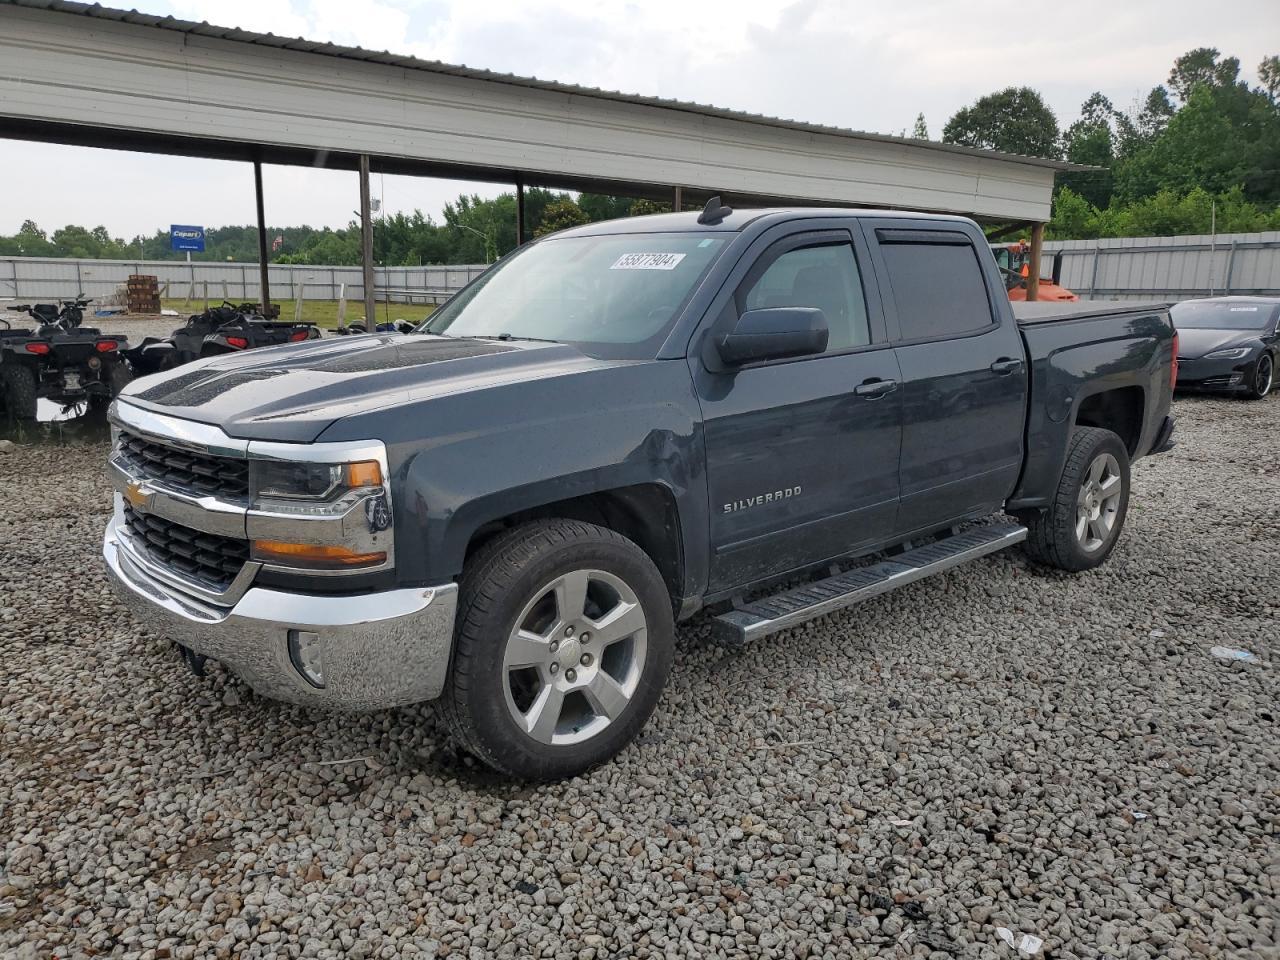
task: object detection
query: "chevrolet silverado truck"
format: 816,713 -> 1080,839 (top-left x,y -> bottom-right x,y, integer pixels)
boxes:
103,202 -> 1176,780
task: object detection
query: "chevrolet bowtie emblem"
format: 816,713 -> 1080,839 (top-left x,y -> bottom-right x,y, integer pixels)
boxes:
124,481 -> 151,509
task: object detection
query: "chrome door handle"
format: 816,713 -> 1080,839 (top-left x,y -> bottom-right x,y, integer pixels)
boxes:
855,378 -> 898,398
990,358 -> 1023,375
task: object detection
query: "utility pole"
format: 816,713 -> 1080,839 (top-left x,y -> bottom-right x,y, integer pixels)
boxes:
359,154 -> 376,323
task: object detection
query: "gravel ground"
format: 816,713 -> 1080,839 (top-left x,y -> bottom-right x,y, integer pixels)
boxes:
1,395 -> 1277,960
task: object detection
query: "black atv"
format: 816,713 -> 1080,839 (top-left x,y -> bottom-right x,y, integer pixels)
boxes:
334,318 -> 418,335
1,298 -> 132,421
123,302 -> 320,376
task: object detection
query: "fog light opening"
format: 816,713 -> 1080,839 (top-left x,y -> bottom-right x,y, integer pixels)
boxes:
288,630 -> 326,688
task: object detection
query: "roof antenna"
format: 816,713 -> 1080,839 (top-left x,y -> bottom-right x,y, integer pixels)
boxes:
697,195 -> 733,225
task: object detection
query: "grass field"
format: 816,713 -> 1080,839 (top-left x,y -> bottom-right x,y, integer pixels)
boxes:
160,298 -> 437,330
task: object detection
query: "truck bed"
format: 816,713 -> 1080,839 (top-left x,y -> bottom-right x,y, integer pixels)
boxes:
1009,298 -> 1175,512
1013,300 -> 1171,325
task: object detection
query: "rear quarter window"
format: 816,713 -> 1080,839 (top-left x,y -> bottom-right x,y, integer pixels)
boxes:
881,242 -> 995,341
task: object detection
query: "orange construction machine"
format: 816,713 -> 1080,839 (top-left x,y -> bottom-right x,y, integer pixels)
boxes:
991,242 -> 1078,302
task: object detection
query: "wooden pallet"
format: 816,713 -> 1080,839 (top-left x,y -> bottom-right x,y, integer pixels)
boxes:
127,274 -> 161,314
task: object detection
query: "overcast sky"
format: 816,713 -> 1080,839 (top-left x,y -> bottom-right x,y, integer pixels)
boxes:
2,0 -> 1276,238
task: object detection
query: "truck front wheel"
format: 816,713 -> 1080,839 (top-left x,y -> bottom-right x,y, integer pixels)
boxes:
441,519 -> 675,780
1020,426 -> 1131,572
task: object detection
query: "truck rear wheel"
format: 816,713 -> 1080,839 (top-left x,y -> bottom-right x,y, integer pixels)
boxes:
441,519 -> 674,780
1020,426 -> 1130,572
1,363 -> 38,421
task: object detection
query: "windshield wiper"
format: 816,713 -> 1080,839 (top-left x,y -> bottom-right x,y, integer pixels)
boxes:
471,333 -> 561,343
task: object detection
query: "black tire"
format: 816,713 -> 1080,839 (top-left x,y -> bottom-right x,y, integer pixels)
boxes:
1019,426 -> 1131,572
1243,352 -> 1273,401
441,519 -> 675,780
0,362 -> 38,421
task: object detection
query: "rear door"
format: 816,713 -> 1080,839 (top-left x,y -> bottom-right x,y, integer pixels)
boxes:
693,222 -> 903,593
862,221 -> 1028,534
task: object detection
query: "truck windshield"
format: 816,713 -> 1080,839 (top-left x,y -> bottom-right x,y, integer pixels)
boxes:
1171,300 -> 1278,331
421,232 -> 728,359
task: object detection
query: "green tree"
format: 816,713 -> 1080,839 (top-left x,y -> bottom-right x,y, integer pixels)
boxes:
1046,186 -> 1099,239
14,220 -> 56,257
534,198 -> 589,238
628,198 -> 673,216
910,113 -> 929,140
1060,92 -> 1121,206
942,87 -> 1060,158
1167,47 -> 1239,101
1260,56 -> 1280,101
577,194 -> 634,221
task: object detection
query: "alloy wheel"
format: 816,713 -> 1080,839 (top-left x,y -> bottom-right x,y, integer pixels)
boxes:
1256,354 -> 1274,397
1076,452 -> 1123,552
501,568 -> 648,746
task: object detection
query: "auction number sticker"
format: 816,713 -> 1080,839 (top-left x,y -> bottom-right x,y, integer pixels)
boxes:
611,252 -> 686,270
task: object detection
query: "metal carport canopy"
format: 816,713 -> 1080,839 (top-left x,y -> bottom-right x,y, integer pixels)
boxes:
0,0 -> 1084,222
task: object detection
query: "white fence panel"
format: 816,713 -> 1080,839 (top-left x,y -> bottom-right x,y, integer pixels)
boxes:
1044,232 -> 1280,301
0,256 -> 488,305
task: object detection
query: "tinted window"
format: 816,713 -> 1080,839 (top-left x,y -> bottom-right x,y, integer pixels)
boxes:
738,243 -> 870,352
881,242 -> 994,340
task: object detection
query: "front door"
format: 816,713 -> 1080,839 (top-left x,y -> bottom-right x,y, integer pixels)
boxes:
694,226 -> 903,594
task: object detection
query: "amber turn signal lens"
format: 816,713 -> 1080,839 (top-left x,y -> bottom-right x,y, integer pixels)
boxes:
251,540 -> 386,569
344,460 -> 382,487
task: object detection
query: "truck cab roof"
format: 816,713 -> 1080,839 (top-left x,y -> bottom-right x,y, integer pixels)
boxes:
557,206 -> 979,237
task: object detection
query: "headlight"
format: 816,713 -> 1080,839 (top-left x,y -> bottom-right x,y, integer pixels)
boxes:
248,457 -> 391,570
1203,347 -> 1251,360
252,459 -> 382,501
250,459 -> 383,515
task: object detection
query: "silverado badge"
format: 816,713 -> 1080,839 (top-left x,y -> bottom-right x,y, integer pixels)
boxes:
723,486 -> 802,514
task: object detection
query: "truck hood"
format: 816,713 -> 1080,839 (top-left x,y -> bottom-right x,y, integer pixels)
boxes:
119,333 -> 616,442
1175,327 -> 1262,359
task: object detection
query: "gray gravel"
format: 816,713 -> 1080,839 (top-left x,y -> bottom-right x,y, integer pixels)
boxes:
2,395 -> 1277,959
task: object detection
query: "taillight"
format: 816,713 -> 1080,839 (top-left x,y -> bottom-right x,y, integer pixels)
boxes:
96,340 -> 118,352
226,336 -> 249,349
1170,331 -> 1179,389
289,330 -> 309,342
25,342 -> 49,355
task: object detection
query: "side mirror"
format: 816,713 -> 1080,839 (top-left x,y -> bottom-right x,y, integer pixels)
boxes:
716,307 -> 829,366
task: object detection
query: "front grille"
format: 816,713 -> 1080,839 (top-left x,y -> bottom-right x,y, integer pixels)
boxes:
123,505 -> 249,590
117,430 -> 249,500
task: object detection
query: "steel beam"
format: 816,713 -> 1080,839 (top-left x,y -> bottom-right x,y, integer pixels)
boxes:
253,159 -> 270,313
359,153 -> 376,324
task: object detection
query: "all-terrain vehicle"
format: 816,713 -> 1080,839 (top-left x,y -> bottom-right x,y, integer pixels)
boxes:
122,302 -> 320,376
1,298 -> 132,420
335,318 -> 418,335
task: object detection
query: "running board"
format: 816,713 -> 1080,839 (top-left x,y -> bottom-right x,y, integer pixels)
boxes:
710,523 -> 1027,647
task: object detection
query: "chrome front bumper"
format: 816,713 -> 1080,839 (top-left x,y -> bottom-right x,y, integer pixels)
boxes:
103,507 -> 458,711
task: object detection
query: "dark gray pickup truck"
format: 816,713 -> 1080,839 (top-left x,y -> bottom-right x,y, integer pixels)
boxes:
104,204 -> 1176,779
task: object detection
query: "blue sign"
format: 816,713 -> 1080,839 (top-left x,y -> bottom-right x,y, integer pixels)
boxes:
170,224 -> 205,252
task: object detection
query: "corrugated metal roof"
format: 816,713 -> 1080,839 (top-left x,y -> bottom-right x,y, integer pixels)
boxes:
2,0 -> 1089,173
